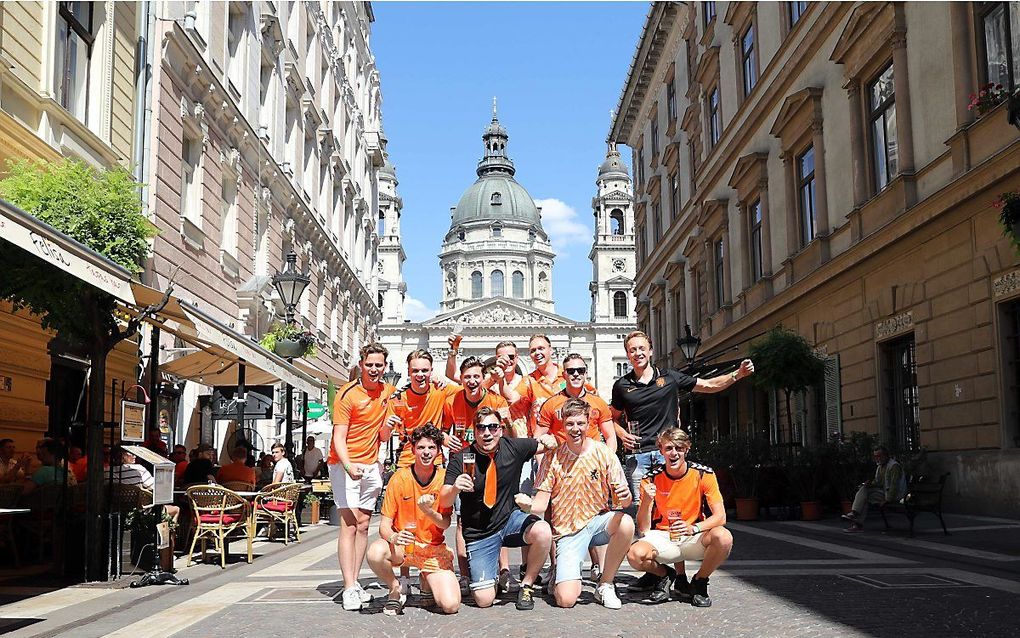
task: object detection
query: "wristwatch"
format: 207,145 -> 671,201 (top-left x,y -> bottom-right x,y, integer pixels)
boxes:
730,370 -> 739,381
692,523 -> 701,535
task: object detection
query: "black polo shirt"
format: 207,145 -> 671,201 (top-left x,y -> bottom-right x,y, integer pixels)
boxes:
611,367 -> 697,453
445,437 -> 539,543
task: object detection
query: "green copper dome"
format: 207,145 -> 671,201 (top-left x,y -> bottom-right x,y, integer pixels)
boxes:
450,106 -> 543,228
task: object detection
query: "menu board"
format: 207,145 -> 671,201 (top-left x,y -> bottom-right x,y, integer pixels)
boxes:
121,401 -> 146,442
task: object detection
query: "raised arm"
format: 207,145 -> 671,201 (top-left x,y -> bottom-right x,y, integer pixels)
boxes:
693,359 -> 754,394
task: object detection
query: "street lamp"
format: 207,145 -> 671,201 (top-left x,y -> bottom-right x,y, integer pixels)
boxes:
677,323 -> 702,366
382,361 -> 402,387
272,251 -> 311,325
271,250 -> 310,456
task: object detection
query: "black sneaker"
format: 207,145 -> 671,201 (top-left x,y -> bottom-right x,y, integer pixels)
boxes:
690,576 -> 712,607
672,572 -> 693,603
627,571 -> 662,593
647,566 -> 676,603
518,566 -> 543,587
516,584 -> 535,610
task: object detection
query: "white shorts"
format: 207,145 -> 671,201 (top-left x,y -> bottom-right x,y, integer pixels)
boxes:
328,462 -> 383,511
640,529 -> 707,563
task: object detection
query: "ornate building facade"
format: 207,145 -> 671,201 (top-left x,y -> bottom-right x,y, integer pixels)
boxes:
614,2 -> 1020,515
380,110 -> 636,399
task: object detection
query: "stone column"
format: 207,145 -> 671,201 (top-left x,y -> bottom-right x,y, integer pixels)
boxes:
847,81 -> 867,207
758,176 -> 774,278
890,24 -> 915,176
737,202 -> 750,289
721,220 -> 732,306
781,152 -> 799,257
950,1 -> 976,128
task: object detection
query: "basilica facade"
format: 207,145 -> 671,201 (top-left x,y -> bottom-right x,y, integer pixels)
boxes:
378,109 -> 637,398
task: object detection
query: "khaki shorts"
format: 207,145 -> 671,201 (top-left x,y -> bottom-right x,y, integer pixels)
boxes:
640,529 -> 706,563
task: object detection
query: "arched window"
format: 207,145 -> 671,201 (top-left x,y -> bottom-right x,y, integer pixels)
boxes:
492,223 -> 502,237
491,270 -> 504,297
614,291 -> 628,317
491,192 -> 502,205
610,209 -> 624,235
471,271 -> 483,298
512,270 -> 524,298
377,212 -> 385,236
458,229 -> 466,241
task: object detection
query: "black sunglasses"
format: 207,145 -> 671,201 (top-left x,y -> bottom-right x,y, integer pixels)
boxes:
564,367 -> 587,376
474,423 -> 502,432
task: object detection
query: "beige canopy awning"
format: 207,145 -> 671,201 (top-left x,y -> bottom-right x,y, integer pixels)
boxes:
1,198 -> 136,303
126,283 -> 323,397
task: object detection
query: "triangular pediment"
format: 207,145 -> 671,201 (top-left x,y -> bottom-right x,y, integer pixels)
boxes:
605,275 -> 635,286
601,189 -> 632,201
424,297 -> 576,328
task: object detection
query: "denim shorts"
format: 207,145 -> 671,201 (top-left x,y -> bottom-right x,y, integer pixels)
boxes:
623,450 -> 664,513
465,509 -> 541,591
554,511 -> 618,583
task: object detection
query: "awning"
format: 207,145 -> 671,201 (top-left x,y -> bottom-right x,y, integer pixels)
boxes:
0,198 -> 136,303
158,301 -> 323,397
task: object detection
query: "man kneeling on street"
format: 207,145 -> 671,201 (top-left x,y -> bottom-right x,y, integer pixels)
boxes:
367,424 -> 460,615
528,398 -> 634,609
440,407 -> 558,610
626,428 -> 732,607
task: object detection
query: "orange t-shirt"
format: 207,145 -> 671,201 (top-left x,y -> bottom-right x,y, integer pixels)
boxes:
536,441 -> 624,538
641,462 -> 723,529
537,390 -> 612,442
216,461 -> 257,485
509,366 -> 566,435
329,380 -> 396,465
391,383 -> 461,468
443,389 -> 509,434
380,466 -> 453,546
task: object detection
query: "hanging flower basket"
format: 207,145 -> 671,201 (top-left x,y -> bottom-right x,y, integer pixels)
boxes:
968,83 -> 1010,116
259,322 -> 317,358
994,191 -> 1020,254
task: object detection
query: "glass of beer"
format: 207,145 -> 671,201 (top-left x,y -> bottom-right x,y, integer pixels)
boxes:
609,478 -> 622,509
462,452 -> 476,490
626,420 -> 640,450
667,509 -> 683,542
454,419 -> 467,450
451,323 -> 464,349
403,521 -> 417,555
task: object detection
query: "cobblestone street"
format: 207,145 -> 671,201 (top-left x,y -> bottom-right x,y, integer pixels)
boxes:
4,511 -> 1019,638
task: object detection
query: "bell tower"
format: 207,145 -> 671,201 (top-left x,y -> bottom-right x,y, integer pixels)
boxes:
589,142 -> 635,323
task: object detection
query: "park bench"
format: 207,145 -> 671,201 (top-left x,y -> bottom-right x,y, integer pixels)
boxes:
879,472 -> 950,537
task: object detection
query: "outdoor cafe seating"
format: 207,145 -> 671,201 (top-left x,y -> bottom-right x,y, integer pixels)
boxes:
185,484 -> 253,568
253,482 -> 301,545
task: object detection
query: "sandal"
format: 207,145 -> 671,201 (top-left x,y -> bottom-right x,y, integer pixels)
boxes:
383,594 -> 406,616
418,590 -> 436,608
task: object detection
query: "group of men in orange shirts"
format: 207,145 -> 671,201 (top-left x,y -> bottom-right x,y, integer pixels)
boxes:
328,330 -> 754,615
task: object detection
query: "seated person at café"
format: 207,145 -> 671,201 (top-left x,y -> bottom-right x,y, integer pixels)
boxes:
367,424 -> 460,616
256,453 -> 275,488
170,445 -> 189,483
216,446 -> 257,487
23,438 -> 75,493
112,446 -> 181,521
181,444 -> 217,486
271,443 -> 296,483
68,446 -> 88,483
0,438 -> 30,484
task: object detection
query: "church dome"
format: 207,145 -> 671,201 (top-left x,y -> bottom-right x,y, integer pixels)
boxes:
598,143 -> 630,180
450,104 -> 543,228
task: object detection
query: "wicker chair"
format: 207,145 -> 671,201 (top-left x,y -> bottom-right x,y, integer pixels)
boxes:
221,481 -> 255,493
185,485 -> 252,568
253,482 -> 301,545
0,483 -> 24,566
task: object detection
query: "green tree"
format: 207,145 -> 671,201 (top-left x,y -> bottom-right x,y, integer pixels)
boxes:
0,158 -> 156,580
748,326 -> 826,444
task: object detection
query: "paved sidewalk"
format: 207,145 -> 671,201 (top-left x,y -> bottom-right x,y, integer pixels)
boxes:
3,512 -> 1019,637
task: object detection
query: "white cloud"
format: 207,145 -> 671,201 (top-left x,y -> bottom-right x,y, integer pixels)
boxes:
403,295 -> 437,323
534,198 -> 591,254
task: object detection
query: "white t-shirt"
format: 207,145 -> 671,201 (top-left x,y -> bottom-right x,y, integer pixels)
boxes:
112,463 -> 155,489
274,457 -> 295,483
302,447 -> 324,477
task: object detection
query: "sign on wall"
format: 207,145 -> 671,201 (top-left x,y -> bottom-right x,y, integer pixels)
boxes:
121,400 -> 146,442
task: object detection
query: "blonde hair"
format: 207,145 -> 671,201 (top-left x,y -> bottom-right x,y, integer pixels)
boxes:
656,427 -> 691,450
624,330 -> 652,349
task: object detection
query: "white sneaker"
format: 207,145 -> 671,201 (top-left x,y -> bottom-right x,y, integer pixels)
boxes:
595,582 -> 622,609
341,587 -> 363,611
355,582 -> 373,603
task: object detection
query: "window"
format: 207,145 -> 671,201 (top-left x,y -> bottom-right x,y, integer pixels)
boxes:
614,360 -> 630,380
491,270 -> 504,297
1001,298 -> 1020,447
669,171 -> 680,220
636,148 -> 645,185
667,78 -> 677,122
651,116 -> 659,158
512,270 -> 524,298
980,2 -> 1020,90
220,174 -> 238,256
708,87 -> 721,148
378,292 -> 384,309
492,223 -> 502,238
703,1 -> 716,29
692,269 -> 703,328
749,198 -> 763,281
613,291 -> 628,318
377,212 -> 385,237
491,192 -> 502,205
226,4 -> 245,89
471,271 -> 482,299
652,202 -> 662,242
741,25 -> 757,96
868,64 -> 898,191
714,238 -> 725,310
881,334 -> 920,452
797,146 -> 816,247
458,229 -> 466,241
55,1 -> 95,123
181,135 -> 202,226
789,1 -> 808,28
610,209 -> 624,235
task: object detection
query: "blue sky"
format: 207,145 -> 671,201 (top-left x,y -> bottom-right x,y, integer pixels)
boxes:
372,1 -> 646,322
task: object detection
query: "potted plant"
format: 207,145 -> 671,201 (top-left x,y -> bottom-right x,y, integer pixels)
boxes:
967,83 -> 1010,116
994,191 -> 1020,255
748,326 -> 826,444
303,492 -> 321,524
729,437 -> 771,521
260,322 -> 317,358
125,507 -> 177,571
785,446 -> 824,520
